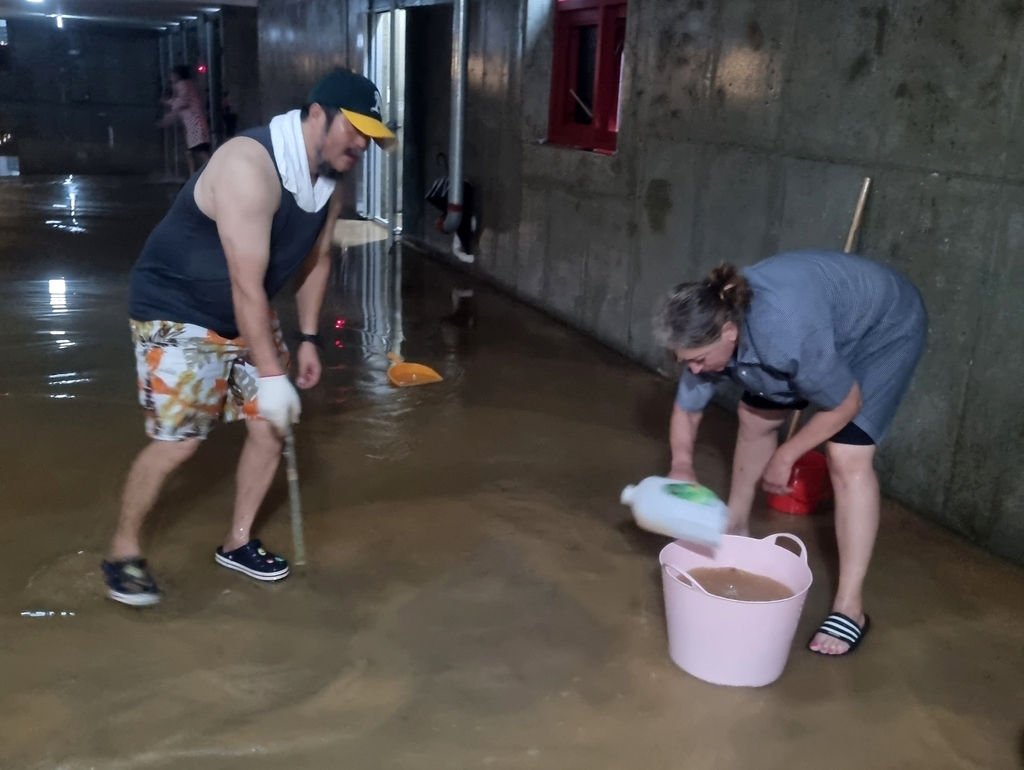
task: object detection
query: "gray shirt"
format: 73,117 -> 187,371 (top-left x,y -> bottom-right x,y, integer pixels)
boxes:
676,250 -> 927,442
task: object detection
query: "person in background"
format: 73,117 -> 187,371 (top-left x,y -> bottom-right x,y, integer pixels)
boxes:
160,65 -> 211,174
656,251 -> 927,657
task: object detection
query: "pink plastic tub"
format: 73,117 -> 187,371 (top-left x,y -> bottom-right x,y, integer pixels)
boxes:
658,534 -> 813,687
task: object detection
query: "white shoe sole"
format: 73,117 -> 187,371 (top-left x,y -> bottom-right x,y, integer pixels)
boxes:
107,589 -> 161,607
215,552 -> 290,582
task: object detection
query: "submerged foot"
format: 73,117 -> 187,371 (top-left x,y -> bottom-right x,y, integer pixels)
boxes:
809,608 -> 868,655
102,558 -> 161,607
215,539 -> 290,582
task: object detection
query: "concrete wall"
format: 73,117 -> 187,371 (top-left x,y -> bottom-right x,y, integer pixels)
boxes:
258,0 -> 1024,565
257,0 -> 351,119
258,0 -> 359,206
221,6 -> 262,133
0,18 -> 162,174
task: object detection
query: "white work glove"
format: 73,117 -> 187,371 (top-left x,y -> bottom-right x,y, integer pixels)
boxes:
256,375 -> 301,434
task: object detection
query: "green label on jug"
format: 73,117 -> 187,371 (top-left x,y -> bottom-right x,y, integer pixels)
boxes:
663,482 -> 719,506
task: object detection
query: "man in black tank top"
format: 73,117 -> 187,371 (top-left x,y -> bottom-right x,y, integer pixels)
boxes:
102,71 -> 396,606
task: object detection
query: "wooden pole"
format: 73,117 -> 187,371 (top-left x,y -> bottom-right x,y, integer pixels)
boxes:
786,176 -> 872,442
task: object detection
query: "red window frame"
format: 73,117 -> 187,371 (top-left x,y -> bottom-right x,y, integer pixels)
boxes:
548,0 -> 627,154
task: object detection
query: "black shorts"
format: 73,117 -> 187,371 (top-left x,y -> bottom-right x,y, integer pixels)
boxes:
188,142 -> 211,154
740,392 -> 875,446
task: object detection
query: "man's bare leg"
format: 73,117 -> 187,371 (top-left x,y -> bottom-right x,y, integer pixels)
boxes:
109,438 -> 202,560
727,403 -> 787,534
222,419 -> 283,552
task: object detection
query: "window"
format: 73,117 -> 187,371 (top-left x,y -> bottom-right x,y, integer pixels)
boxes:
548,0 -> 626,154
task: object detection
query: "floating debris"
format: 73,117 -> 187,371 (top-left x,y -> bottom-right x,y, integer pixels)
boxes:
21,610 -> 75,618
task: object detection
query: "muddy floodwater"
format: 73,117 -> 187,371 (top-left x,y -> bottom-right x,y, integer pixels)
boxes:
1,176 -> 1023,769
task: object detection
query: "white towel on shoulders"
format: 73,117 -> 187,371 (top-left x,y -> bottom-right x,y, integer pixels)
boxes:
268,109 -> 335,213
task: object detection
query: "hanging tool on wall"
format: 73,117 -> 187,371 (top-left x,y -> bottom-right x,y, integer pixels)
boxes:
426,151 -> 476,259
427,152 -> 479,326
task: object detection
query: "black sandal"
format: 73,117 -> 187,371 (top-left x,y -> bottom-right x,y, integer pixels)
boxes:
808,612 -> 871,656
101,558 -> 161,607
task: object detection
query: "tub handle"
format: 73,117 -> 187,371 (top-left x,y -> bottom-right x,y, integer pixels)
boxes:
763,533 -> 808,564
662,564 -> 713,596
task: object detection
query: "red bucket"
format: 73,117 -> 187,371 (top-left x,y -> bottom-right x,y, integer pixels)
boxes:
766,450 -> 832,515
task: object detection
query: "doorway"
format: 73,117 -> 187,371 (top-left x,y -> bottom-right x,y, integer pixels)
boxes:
363,7 -> 406,237
400,3 -> 453,252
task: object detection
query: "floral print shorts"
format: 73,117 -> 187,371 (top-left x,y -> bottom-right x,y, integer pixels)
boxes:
131,318 -> 290,441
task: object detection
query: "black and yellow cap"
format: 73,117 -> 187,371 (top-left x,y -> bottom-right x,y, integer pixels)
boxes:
308,69 -> 396,149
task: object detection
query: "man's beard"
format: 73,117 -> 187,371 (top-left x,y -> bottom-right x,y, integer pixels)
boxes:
316,160 -> 344,181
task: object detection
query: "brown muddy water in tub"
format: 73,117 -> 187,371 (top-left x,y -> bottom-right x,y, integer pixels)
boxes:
687,567 -> 795,602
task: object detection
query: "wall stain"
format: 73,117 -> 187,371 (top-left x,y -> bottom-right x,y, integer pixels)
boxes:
847,52 -> 872,82
978,54 -> 1009,109
1001,0 -> 1024,25
858,4 -> 887,56
873,6 -> 889,56
644,179 -> 673,234
747,20 -> 764,51
656,28 -> 674,72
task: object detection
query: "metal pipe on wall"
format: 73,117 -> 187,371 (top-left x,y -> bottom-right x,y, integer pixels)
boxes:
385,2 -> 403,355
158,34 -> 170,179
167,24 -> 177,67
442,0 -> 468,234
387,0 -> 398,246
168,26 -> 181,178
218,10 -> 227,132
204,13 -> 218,149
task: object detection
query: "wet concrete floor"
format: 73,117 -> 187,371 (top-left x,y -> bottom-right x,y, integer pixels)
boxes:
1,176 -> 1022,769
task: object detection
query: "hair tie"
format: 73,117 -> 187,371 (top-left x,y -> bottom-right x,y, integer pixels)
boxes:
719,282 -> 735,302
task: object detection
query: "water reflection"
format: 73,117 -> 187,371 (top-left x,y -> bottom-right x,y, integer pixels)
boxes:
49,278 -> 68,314
322,241 -> 404,403
0,178 -> 471,443
49,372 -> 91,386
46,177 -> 86,233
312,240 -> 468,463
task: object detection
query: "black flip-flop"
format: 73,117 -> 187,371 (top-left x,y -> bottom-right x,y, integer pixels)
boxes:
808,612 -> 871,656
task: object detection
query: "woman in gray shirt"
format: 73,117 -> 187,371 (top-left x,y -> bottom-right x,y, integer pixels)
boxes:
657,250 -> 927,656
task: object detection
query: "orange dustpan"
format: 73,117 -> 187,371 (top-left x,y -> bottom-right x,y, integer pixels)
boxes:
386,351 -> 443,387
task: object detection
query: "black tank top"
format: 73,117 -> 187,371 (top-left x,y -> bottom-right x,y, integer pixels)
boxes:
128,126 -> 330,338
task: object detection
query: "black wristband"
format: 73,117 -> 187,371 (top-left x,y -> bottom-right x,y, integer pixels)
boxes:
297,333 -> 324,349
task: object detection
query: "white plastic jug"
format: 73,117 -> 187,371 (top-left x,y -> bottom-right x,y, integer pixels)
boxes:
621,477 -> 729,548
